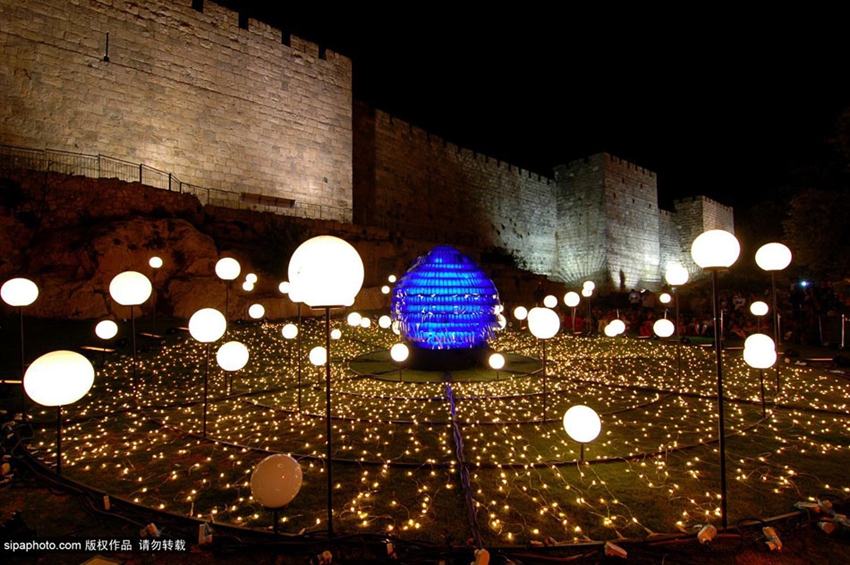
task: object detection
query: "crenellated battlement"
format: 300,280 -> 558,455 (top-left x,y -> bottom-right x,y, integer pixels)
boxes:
674,194 -> 734,214
375,109 -> 553,184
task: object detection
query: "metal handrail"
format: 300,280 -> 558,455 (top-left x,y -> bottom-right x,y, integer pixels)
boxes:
0,144 -> 348,220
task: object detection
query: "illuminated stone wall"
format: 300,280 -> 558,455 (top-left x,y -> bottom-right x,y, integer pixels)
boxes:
356,99 -> 735,290
353,103 -> 559,275
0,0 -> 353,221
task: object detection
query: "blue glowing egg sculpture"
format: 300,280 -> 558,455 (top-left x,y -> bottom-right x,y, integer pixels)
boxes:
391,246 -> 501,350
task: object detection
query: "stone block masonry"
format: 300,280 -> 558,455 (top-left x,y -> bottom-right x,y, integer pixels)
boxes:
0,0 -> 353,222
353,103 -> 559,276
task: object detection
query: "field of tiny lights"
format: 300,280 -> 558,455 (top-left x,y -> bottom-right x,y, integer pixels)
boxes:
25,317 -> 850,545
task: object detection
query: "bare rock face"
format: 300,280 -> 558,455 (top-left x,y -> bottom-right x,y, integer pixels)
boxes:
24,217 -> 222,319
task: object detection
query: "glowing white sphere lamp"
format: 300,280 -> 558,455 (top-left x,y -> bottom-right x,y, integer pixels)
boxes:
604,324 -> 618,337
513,306 -> 528,321
563,405 -> 602,461
691,230 -> 740,270
242,281 -> 255,292
148,257 -> 164,334
653,318 -> 675,338
250,453 -> 303,533
215,258 -> 241,281
609,319 -> 626,336
189,309 -> 227,343
189,308 -> 227,438
528,306 -> 560,420
581,287 -> 592,298
109,271 -> 152,389
309,346 -> 327,366
378,315 -> 392,329
248,303 -> 265,320
347,312 -> 362,327
744,333 -> 775,352
489,352 -> 506,380
750,301 -> 769,317
217,340 -> 250,394
279,281 -> 291,294
390,342 -> 409,381
390,343 -> 409,362
109,271 -> 151,306
527,307 -> 560,340
24,350 -> 94,474
489,352 -> 505,371
217,341 -> 249,372
664,263 -> 689,383
25,350 -> 94,408
381,285 -> 391,295
582,281 -> 595,292
659,293 -> 672,304
497,313 -> 507,330
743,342 -> 777,369
563,291 -> 580,334
388,274 -> 397,283
216,258 -> 241,322
2,277 -> 39,307
304,231 -> 342,562
755,242 -> 791,397
690,228 -> 739,529
543,294 -> 558,309
3,277 -> 40,409
744,332 -> 777,418
282,323 -> 298,340
360,317 -> 372,329
665,264 -> 690,287
287,235 -> 364,309
331,328 -> 342,340
95,319 -> 119,340
245,273 -> 258,284
755,243 -> 792,272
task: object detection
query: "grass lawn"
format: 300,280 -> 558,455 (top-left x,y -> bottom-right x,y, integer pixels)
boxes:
3,314 -> 850,563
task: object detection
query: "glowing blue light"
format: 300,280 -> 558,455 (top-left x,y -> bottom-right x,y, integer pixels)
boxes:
391,246 -> 501,350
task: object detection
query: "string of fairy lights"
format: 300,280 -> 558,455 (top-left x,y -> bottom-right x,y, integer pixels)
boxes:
24,317 -> 850,544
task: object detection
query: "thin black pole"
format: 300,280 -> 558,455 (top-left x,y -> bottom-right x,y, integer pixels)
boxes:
225,283 -> 230,324
580,442 -> 585,463
674,288 -> 682,385
542,340 -> 547,421
131,305 -> 137,393
273,508 -> 279,535
571,307 -> 576,336
297,304 -> 302,412
759,370 -> 766,418
324,307 -> 333,538
771,272 -> 781,395
56,406 -> 62,475
711,270 -> 728,529
152,271 -> 158,335
19,308 -> 25,412
203,343 -> 210,439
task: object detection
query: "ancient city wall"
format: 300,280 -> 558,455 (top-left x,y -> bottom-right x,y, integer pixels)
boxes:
0,0 -> 353,222
673,196 -> 736,278
602,155 -> 661,289
553,154 -> 609,284
354,104 -> 558,275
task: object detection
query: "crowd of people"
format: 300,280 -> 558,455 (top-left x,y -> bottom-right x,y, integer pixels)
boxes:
533,280 -> 849,347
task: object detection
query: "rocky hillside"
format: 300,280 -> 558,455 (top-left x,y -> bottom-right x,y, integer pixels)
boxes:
0,169 -> 549,321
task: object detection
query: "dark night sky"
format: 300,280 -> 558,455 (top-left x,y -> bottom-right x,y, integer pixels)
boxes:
215,3 -> 849,211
